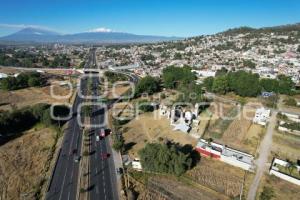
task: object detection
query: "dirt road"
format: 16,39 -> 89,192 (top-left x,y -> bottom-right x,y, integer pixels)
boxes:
246,111 -> 277,200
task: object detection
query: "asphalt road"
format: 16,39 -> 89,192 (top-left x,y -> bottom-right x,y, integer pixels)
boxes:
46,81 -> 85,200
46,48 -> 118,200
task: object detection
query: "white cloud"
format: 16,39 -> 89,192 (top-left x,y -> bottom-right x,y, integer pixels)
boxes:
88,27 -> 113,33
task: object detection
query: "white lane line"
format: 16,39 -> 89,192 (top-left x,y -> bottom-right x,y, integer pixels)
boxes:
58,123 -> 76,200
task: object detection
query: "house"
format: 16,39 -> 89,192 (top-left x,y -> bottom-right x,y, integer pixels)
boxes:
269,158 -> 300,186
253,107 -> 271,126
195,139 -> 254,171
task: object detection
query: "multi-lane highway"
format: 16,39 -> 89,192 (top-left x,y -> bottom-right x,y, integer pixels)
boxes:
46,48 -> 118,200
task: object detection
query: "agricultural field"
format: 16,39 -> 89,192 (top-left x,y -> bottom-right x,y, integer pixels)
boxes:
256,174 -> 300,200
185,157 -> 254,199
128,170 -> 227,200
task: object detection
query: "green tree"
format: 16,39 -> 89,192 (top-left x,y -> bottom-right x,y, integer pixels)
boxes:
277,75 -> 295,95
212,75 -> 229,94
162,66 -> 196,89
259,186 -> 275,200
138,143 -> 193,176
112,134 -> 125,152
203,77 -> 214,91
242,59 -> 256,68
260,79 -> 279,93
135,76 -> 160,96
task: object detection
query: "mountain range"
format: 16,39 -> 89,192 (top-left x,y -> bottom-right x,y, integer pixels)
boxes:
0,27 -> 181,44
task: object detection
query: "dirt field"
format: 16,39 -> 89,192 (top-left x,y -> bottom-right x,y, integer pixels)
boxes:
0,84 -> 72,110
256,173 -> 300,200
122,110 -> 197,157
203,103 -> 264,154
129,171 -> 227,200
185,157 -> 252,198
0,126 -> 56,200
270,130 -> 300,161
106,84 -> 131,99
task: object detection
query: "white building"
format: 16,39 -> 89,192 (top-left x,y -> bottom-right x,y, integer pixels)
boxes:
253,107 -> 271,126
192,70 -> 216,77
196,139 -> 254,171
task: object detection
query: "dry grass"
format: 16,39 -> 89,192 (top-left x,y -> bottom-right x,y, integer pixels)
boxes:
129,171 -> 227,200
106,84 -> 131,99
0,84 -> 71,111
122,110 -> 197,158
0,127 -> 56,200
270,130 -> 300,161
256,173 -> 300,200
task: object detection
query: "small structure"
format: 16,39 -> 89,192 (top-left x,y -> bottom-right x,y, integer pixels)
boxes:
0,72 -> 8,79
253,107 -> 271,126
269,158 -> 300,186
261,91 -> 274,98
132,158 -> 142,171
195,139 -> 254,171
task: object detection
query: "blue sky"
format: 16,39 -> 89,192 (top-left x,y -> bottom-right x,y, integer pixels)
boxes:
0,0 -> 300,37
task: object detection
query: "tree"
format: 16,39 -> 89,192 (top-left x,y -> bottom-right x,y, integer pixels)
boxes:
162,66 -> 196,89
28,77 -> 41,87
138,143 -> 193,176
112,134 -> 125,152
203,77 -> 214,91
284,97 -> 297,107
227,71 -> 261,97
174,53 -> 182,60
212,75 -> 229,94
260,79 -> 279,93
135,76 -> 160,96
259,186 -> 275,200
242,59 -> 256,69
215,67 -> 228,76
277,75 -> 295,95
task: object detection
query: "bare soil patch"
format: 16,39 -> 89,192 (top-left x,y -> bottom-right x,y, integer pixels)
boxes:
123,110 -> 197,157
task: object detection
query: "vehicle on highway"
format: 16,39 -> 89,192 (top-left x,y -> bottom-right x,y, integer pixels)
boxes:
74,156 -> 81,163
101,153 -> 110,160
100,128 -> 106,138
72,149 -> 77,154
96,135 -> 100,142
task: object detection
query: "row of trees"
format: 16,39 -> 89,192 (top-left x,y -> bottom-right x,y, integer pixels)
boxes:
138,143 -> 194,176
0,103 -> 70,142
0,72 -> 46,90
204,71 -> 295,97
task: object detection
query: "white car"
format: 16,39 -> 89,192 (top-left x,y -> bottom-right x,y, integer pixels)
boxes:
96,135 -> 100,142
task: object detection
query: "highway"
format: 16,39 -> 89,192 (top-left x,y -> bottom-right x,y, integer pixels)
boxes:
46,48 -> 118,200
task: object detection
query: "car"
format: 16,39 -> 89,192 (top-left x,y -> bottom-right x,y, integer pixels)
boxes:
116,168 -> 123,175
96,135 -> 100,142
74,156 -> 81,163
72,149 -> 77,154
100,153 -> 110,160
100,128 -> 106,138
